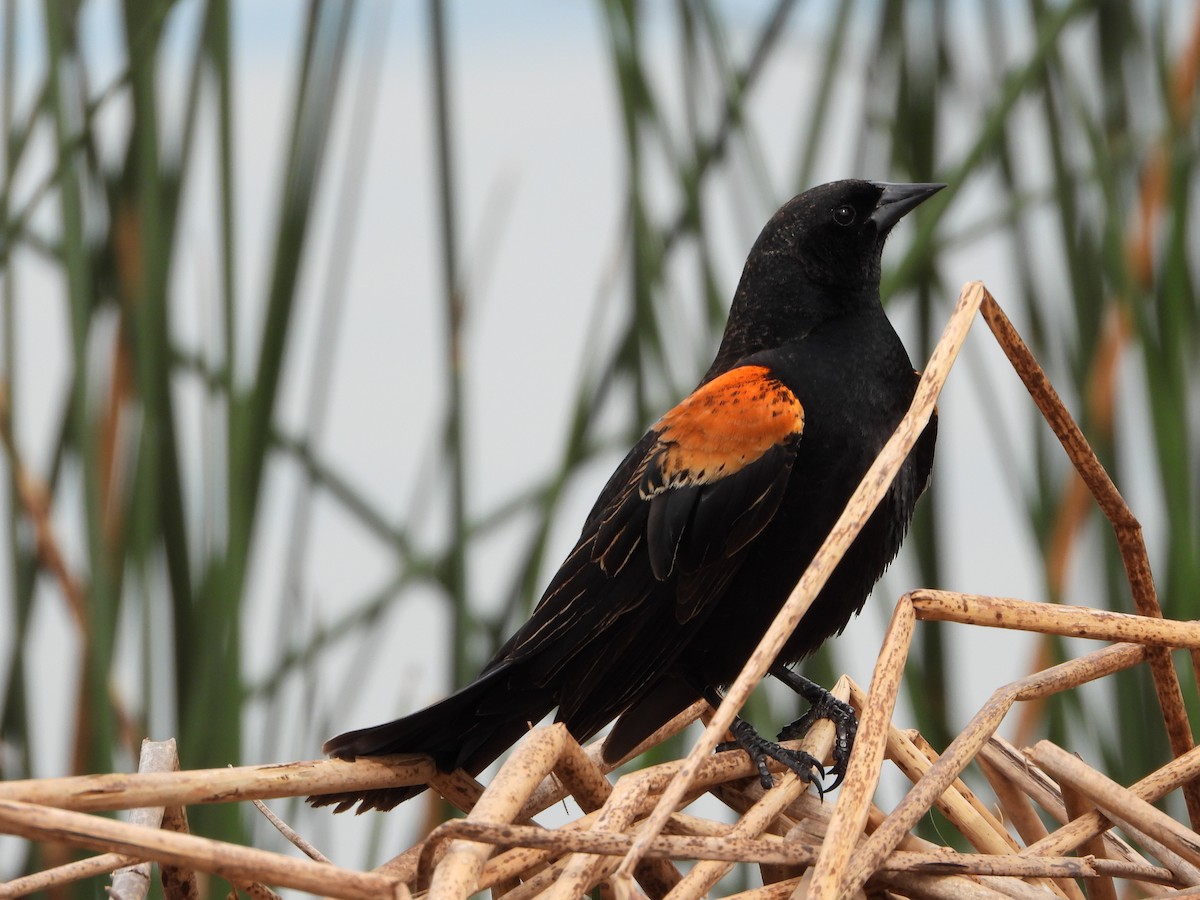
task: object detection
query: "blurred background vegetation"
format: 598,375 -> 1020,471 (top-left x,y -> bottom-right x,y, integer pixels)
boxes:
0,0 -> 1198,894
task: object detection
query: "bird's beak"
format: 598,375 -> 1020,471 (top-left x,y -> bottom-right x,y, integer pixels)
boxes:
868,182 -> 945,232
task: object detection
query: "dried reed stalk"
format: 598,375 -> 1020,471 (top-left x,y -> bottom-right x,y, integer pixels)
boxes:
0,797 -> 404,899
0,754 -> 434,811
979,293 -> 1200,827
108,739 -> 177,900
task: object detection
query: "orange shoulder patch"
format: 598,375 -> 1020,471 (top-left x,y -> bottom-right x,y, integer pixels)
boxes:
642,365 -> 804,496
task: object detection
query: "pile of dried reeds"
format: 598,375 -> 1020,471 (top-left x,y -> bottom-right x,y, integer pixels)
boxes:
3,283 -> 1199,899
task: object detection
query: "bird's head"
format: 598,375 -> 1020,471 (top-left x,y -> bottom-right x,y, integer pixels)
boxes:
753,179 -> 944,293
712,179 -> 944,370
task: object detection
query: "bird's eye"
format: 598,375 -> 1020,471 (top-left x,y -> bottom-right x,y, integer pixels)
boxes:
832,205 -> 856,226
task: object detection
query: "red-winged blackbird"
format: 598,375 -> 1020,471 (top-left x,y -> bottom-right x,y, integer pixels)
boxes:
310,179 -> 942,814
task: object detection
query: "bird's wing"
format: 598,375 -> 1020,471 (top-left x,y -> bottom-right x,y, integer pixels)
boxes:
495,364 -> 804,675
592,364 -> 805,617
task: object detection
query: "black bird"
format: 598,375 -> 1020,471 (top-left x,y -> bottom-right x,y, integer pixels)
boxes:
310,179 -> 942,813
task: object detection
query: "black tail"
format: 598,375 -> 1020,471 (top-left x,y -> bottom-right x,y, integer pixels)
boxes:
308,663 -> 555,813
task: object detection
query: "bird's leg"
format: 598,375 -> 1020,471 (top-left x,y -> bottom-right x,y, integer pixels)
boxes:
770,665 -> 857,791
703,686 -> 825,794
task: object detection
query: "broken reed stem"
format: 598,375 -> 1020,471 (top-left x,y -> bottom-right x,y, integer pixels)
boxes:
840,680 -> 1069,900
979,739 -> 1178,899
0,754 -> 434,812
829,640 -> 1149,897
807,598 -> 915,896
517,700 -> 707,819
419,818 -> 1113,879
979,293 -> 1200,828
669,677 -> 850,900
615,279 -> 985,883
426,724 -> 570,900
1019,738 -> 1200,859
976,751 -> 1089,900
911,590 -> 1200,648
445,734 -> 818,891
1032,742 -> 1200,873
549,731 -> 615,813
425,769 -> 487,813
373,710 -> 716,886
0,797 -> 402,900
1059,781 -> 1119,900
0,740 -> 190,900
543,770 -> 668,900
885,725 -> 1020,858
0,853 -> 143,898
109,739 -> 177,900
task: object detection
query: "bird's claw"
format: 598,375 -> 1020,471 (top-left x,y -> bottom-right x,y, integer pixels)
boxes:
775,672 -> 858,793
719,717 -> 826,795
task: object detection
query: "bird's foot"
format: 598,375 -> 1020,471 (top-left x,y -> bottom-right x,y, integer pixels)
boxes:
772,666 -> 858,792
717,717 -> 826,794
